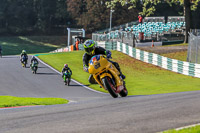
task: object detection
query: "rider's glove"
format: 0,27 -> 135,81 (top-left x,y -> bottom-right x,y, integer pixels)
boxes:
106,52 -> 112,59
106,50 -> 112,59
107,54 -> 111,59
83,66 -> 89,72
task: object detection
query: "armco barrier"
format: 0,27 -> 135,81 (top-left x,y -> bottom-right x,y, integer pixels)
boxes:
51,47 -> 69,53
115,42 -> 200,78
51,44 -> 84,53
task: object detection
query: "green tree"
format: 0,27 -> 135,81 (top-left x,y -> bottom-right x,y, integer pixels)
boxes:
67,0 -> 139,33
0,0 -> 70,35
0,0 -> 36,34
34,0 -> 69,34
106,0 -> 200,43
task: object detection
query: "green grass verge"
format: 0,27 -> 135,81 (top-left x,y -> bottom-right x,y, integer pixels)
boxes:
162,125 -> 200,133
162,43 -> 188,47
0,96 -> 68,108
0,36 -> 66,55
161,51 -> 187,61
38,50 -> 200,95
161,43 -> 188,61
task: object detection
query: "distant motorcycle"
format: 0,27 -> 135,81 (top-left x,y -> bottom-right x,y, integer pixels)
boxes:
63,71 -> 71,86
21,55 -> 28,67
30,61 -> 38,74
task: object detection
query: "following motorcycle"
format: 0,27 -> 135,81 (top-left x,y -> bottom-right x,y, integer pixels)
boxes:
63,71 -> 71,86
88,54 -> 128,98
21,55 -> 28,67
30,60 -> 38,74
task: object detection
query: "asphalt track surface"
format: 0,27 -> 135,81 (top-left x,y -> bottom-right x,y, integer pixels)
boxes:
1,55 -> 200,133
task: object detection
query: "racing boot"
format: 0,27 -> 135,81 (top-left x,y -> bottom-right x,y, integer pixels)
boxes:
112,62 -> 125,79
119,72 -> 126,79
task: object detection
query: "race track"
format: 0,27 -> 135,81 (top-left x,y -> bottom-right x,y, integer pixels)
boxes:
1,56 -> 200,133
0,56 -> 107,102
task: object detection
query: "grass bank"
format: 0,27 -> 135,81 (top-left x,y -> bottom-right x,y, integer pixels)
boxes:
163,43 -> 188,47
0,96 -> 68,108
0,36 -> 66,55
159,43 -> 188,62
38,50 -> 200,95
161,51 -> 187,61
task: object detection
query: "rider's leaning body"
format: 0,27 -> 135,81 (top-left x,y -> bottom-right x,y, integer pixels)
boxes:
82,40 -> 125,84
20,50 -> 28,61
62,64 -> 72,77
30,56 -> 39,65
82,46 -> 111,70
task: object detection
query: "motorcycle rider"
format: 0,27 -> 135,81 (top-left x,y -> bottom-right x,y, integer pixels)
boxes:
30,56 -> 39,66
82,39 -> 125,84
62,64 -> 72,78
20,50 -> 28,62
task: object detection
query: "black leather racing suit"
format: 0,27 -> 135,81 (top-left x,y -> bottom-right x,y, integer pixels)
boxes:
82,46 -> 122,84
62,67 -> 72,77
20,53 -> 28,62
31,58 -> 39,64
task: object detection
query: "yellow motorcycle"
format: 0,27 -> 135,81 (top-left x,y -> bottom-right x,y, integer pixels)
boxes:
88,54 -> 128,98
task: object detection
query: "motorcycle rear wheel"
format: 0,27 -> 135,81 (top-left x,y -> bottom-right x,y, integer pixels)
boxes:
102,76 -> 118,98
24,62 -> 26,68
22,63 -> 25,67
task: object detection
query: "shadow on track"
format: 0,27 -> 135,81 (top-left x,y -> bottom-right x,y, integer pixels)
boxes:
126,95 -> 147,98
38,66 -> 48,68
37,72 -> 59,75
69,84 -> 90,87
24,66 -> 47,69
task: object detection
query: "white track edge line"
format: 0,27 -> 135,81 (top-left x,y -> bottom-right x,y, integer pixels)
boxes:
35,56 -> 107,95
158,123 -> 200,133
175,123 -> 200,131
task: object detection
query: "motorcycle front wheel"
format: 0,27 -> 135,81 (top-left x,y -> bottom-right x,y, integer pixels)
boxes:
119,86 -> 128,97
67,78 -> 70,86
24,62 -> 27,68
34,67 -> 37,74
102,76 -> 118,98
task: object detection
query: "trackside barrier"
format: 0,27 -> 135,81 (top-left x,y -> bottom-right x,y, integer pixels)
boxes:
51,42 -> 113,53
96,41 -> 117,50
51,44 -> 85,53
115,41 -> 200,78
50,47 -> 69,53
95,41 -> 200,78
50,41 -> 200,78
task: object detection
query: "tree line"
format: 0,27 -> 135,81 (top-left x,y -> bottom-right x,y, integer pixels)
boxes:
0,0 -> 199,37
0,0 -> 69,35
0,0 -> 139,35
